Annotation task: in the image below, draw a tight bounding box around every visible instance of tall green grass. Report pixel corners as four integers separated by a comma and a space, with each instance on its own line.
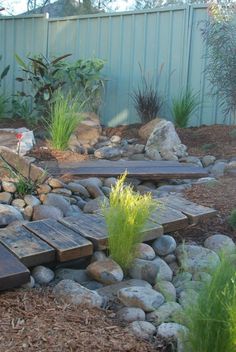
172, 90, 199, 128
48, 91, 84, 150
102, 173, 158, 271
228, 209, 236, 230
182, 256, 236, 352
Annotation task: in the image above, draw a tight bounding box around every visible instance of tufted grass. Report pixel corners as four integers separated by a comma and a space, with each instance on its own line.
228, 208, 236, 230
181, 256, 236, 352
48, 91, 84, 151
102, 172, 158, 272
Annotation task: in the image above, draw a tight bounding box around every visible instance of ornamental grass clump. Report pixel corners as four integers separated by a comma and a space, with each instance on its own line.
181, 256, 236, 352
228, 208, 236, 230
48, 91, 84, 150
172, 90, 199, 128
102, 173, 157, 271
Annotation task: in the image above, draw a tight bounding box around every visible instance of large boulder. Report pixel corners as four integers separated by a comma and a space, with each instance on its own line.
138, 118, 161, 141
145, 119, 187, 160
0, 204, 23, 226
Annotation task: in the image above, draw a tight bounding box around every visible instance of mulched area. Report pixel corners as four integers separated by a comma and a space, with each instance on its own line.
0, 289, 168, 352
181, 176, 236, 245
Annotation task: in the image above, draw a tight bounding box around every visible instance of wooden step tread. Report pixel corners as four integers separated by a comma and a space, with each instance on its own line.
150, 204, 189, 232
51, 160, 208, 180
0, 226, 55, 267
0, 243, 30, 291
159, 196, 217, 224
24, 219, 93, 262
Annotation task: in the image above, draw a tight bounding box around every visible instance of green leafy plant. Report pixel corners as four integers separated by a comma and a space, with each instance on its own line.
62, 58, 106, 112
172, 90, 200, 128
15, 53, 71, 117
12, 96, 35, 125
201, 5, 236, 122
181, 256, 236, 352
228, 208, 236, 230
48, 91, 84, 150
102, 173, 157, 271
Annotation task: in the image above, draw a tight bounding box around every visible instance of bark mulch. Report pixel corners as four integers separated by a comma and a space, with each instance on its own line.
0, 289, 169, 352
181, 176, 236, 245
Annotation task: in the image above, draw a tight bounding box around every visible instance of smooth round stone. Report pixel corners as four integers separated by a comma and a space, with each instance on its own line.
176, 244, 220, 274
85, 184, 104, 198
37, 184, 51, 194
24, 195, 40, 207
48, 178, 65, 188
52, 188, 72, 196
178, 289, 199, 309
129, 258, 159, 284
12, 198, 26, 208
21, 275, 35, 289
2, 181, 16, 193
152, 235, 177, 256
101, 186, 111, 197
204, 234, 235, 255
53, 279, 103, 308
154, 280, 176, 302
66, 182, 90, 197
110, 135, 121, 144
163, 254, 176, 264
55, 268, 90, 283
118, 286, 165, 312
78, 177, 103, 189
83, 196, 108, 214
146, 302, 183, 325
86, 259, 123, 285
32, 204, 63, 221
81, 280, 104, 290
32, 266, 55, 285
176, 280, 205, 295
152, 257, 173, 282
157, 323, 188, 344
192, 271, 212, 283
117, 307, 145, 322
0, 192, 13, 204
129, 321, 156, 340
172, 272, 192, 288
0, 204, 23, 226
23, 205, 33, 220
43, 193, 72, 216
103, 177, 117, 188
202, 155, 216, 167
135, 243, 156, 261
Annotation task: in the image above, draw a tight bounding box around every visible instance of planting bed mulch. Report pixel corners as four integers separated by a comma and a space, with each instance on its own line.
181, 176, 236, 245
0, 289, 170, 352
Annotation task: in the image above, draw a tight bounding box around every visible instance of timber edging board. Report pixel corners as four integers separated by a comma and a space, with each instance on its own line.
0, 243, 30, 290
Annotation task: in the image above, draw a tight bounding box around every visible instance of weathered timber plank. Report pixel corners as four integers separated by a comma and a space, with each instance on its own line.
59, 213, 108, 250
0, 243, 30, 291
160, 196, 217, 224
51, 160, 208, 180
60, 213, 163, 250
24, 219, 93, 262
150, 204, 189, 232
0, 226, 55, 267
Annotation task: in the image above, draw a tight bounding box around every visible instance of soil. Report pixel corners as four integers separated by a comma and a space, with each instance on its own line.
0, 289, 171, 352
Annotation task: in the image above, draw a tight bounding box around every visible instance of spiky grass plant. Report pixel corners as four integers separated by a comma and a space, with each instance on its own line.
228, 208, 236, 230
48, 91, 84, 150
102, 173, 157, 271
181, 256, 236, 352
172, 90, 199, 128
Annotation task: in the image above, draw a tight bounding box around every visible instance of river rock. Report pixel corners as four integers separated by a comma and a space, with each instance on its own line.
204, 234, 235, 255
103, 177, 117, 188
31, 265, 55, 285
202, 155, 216, 167
157, 323, 188, 349
43, 193, 71, 216
0, 192, 13, 204
154, 280, 177, 302
152, 257, 173, 281
23, 205, 33, 220
12, 198, 26, 209
87, 259, 124, 284
118, 286, 165, 312
0, 204, 23, 226
138, 118, 161, 140
146, 302, 183, 325
24, 195, 40, 207
176, 244, 220, 273
117, 307, 145, 322
211, 161, 227, 177
129, 321, 156, 340
73, 113, 102, 148
135, 243, 156, 260
94, 146, 122, 160
32, 204, 63, 221
2, 181, 16, 193
37, 184, 51, 194
85, 184, 104, 198
152, 235, 177, 256
78, 177, 103, 189
66, 182, 90, 198
53, 279, 103, 308
129, 258, 159, 284
83, 196, 108, 213
55, 268, 90, 283
48, 178, 65, 188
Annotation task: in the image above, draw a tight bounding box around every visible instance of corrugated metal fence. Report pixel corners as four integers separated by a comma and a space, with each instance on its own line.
0, 6, 228, 126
